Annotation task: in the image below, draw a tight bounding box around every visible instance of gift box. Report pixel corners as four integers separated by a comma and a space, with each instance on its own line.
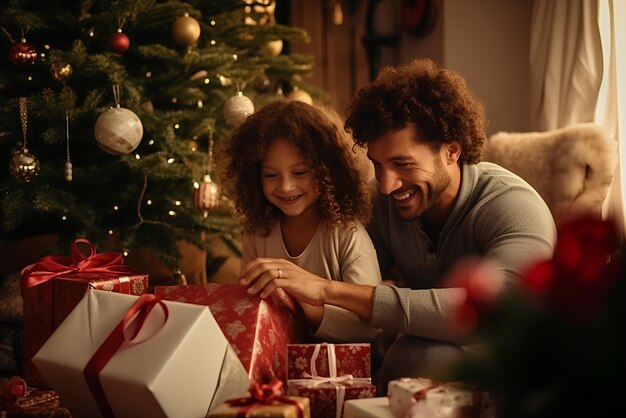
344, 397, 394, 418
20, 238, 148, 387
286, 343, 376, 418
0, 376, 71, 418
388, 377, 492, 418
287, 343, 371, 379
154, 283, 308, 384
32, 289, 250, 418
209, 380, 310, 418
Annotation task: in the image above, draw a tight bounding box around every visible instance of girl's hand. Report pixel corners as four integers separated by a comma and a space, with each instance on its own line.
239, 257, 328, 304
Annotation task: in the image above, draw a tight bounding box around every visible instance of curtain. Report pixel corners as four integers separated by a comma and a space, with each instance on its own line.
529, 0, 603, 131
530, 0, 625, 236
596, 0, 626, 235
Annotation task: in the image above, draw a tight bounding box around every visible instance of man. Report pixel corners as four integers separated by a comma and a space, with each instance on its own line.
240, 58, 556, 393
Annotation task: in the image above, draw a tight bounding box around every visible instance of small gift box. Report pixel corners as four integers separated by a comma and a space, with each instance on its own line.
286, 343, 376, 418
154, 283, 308, 384
209, 380, 310, 418
344, 397, 394, 418
32, 289, 250, 418
20, 238, 148, 387
287, 343, 371, 379
388, 377, 492, 418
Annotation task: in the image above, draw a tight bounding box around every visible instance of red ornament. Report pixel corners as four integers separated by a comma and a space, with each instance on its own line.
108, 31, 130, 54
9, 39, 37, 65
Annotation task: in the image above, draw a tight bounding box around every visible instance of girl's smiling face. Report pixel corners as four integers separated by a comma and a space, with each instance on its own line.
261, 138, 320, 220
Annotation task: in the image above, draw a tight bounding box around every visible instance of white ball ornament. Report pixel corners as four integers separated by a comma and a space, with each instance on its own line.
223, 92, 254, 127
94, 107, 144, 155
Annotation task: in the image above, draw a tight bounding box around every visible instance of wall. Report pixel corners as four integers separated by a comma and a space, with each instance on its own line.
289, 0, 535, 135
395, 0, 534, 135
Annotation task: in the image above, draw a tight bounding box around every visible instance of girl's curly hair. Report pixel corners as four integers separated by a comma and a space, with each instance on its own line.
345, 58, 488, 164
220, 99, 372, 236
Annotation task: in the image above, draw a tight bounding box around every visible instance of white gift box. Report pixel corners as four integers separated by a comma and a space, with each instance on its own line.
344, 397, 394, 418
388, 377, 488, 418
33, 289, 250, 418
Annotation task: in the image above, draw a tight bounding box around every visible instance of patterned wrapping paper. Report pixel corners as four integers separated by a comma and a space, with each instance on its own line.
287, 381, 376, 418
154, 283, 308, 384
388, 377, 493, 418
286, 343, 376, 418
287, 343, 371, 379
22, 273, 148, 388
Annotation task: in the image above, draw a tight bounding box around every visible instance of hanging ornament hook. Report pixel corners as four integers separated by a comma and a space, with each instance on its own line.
19, 97, 28, 151
112, 84, 121, 108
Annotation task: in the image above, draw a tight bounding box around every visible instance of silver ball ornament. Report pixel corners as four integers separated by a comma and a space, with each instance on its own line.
223, 93, 254, 127
94, 107, 144, 155
10, 148, 40, 182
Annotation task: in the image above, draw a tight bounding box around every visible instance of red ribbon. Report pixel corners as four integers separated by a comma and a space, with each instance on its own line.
83, 294, 169, 418
226, 380, 304, 418
20, 238, 134, 289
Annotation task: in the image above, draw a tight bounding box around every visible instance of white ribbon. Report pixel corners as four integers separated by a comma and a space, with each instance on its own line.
288, 343, 371, 418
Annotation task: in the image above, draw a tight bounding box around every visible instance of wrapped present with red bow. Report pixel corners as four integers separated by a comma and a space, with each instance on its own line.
32, 289, 250, 418
20, 238, 148, 388
387, 377, 493, 418
154, 283, 308, 384
209, 379, 310, 417
286, 343, 376, 418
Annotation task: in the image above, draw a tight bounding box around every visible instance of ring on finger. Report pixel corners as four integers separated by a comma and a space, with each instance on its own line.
277, 268, 282, 279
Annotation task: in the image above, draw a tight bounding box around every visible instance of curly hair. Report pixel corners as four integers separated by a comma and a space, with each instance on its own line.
345, 58, 488, 164
220, 100, 372, 236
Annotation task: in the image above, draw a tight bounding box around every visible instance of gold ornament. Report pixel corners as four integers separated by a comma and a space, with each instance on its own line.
288, 89, 313, 105
10, 98, 39, 182
171, 14, 201, 46
194, 174, 220, 216
263, 39, 283, 57
10, 149, 40, 182
50, 62, 73, 82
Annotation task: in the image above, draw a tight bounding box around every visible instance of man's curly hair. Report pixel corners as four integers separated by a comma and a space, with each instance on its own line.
345, 58, 488, 164
220, 99, 371, 236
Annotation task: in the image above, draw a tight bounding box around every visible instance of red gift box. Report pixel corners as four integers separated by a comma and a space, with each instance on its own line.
20, 239, 148, 388
286, 343, 376, 418
154, 283, 308, 384
287, 343, 371, 379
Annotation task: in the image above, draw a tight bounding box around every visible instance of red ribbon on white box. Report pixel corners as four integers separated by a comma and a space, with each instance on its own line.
83, 293, 169, 418
289, 343, 371, 418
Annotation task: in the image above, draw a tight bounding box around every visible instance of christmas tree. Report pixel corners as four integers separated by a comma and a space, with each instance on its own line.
0, 0, 316, 277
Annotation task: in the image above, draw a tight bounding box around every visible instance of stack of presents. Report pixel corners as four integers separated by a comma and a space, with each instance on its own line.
1, 239, 493, 418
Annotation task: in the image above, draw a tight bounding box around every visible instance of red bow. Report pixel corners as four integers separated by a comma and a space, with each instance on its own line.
226, 380, 304, 418
20, 238, 134, 289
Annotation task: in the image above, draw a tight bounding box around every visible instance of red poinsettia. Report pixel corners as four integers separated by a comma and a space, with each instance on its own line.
523, 215, 621, 323
443, 258, 505, 333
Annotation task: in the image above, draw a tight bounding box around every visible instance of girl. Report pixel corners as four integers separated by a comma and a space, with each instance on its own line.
221, 99, 381, 342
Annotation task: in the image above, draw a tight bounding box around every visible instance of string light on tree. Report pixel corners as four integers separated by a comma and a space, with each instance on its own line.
9, 97, 40, 182
223, 91, 254, 127
171, 13, 201, 46
94, 85, 144, 154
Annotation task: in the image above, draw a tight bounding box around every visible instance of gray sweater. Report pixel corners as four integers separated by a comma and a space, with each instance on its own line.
368, 162, 557, 343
